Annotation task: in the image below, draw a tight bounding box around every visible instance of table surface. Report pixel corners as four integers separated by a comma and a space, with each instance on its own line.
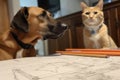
0, 55, 120, 80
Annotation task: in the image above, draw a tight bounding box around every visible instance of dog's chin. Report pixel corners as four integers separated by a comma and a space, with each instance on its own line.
43, 33, 64, 40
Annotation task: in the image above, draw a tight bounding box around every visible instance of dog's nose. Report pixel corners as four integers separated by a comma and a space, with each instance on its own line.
61, 23, 68, 29
57, 22, 68, 30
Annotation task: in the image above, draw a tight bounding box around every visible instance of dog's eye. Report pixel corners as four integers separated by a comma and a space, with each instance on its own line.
40, 11, 47, 17
49, 14, 54, 17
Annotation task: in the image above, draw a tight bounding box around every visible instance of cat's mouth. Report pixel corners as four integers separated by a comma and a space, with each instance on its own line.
85, 19, 101, 26
89, 19, 95, 22
84, 20, 96, 26
88, 18, 97, 22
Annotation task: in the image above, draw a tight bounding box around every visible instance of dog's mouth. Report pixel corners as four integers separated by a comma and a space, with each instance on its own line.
43, 22, 68, 40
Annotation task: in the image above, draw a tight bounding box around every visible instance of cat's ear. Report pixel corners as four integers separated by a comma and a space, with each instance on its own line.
96, 0, 103, 10
80, 2, 88, 10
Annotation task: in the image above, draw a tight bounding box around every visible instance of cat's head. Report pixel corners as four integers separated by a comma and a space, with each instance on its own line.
80, 0, 104, 28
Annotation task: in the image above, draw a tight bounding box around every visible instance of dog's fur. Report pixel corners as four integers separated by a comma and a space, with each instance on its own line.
0, 7, 67, 60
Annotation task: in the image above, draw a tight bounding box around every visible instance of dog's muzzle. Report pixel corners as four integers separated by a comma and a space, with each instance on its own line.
43, 22, 68, 40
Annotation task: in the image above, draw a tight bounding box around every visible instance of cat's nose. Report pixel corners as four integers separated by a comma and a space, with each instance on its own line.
90, 17, 93, 19
89, 14, 93, 19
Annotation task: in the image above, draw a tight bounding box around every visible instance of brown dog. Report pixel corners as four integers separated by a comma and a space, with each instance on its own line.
0, 7, 68, 61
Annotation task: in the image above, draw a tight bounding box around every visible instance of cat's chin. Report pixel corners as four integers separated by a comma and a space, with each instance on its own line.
84, 21, 97, 26
89, 22, 96, 25
84, 22, 96, 27
84, 21, 102, 27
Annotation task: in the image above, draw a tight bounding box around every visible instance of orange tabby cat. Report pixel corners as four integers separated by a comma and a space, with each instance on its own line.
80, 0, 117, 49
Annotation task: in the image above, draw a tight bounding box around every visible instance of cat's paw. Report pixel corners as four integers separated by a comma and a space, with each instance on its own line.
102, 47, 110, 50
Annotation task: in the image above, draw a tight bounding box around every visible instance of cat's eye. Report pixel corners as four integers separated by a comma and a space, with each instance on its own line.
94, 12, 98, 14
85, 12, 90, 15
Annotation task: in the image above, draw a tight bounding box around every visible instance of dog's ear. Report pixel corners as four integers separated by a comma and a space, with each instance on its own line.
11, 7, 29, 33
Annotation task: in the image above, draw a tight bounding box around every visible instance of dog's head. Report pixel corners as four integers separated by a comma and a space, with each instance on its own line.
11, 7, 68, 40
